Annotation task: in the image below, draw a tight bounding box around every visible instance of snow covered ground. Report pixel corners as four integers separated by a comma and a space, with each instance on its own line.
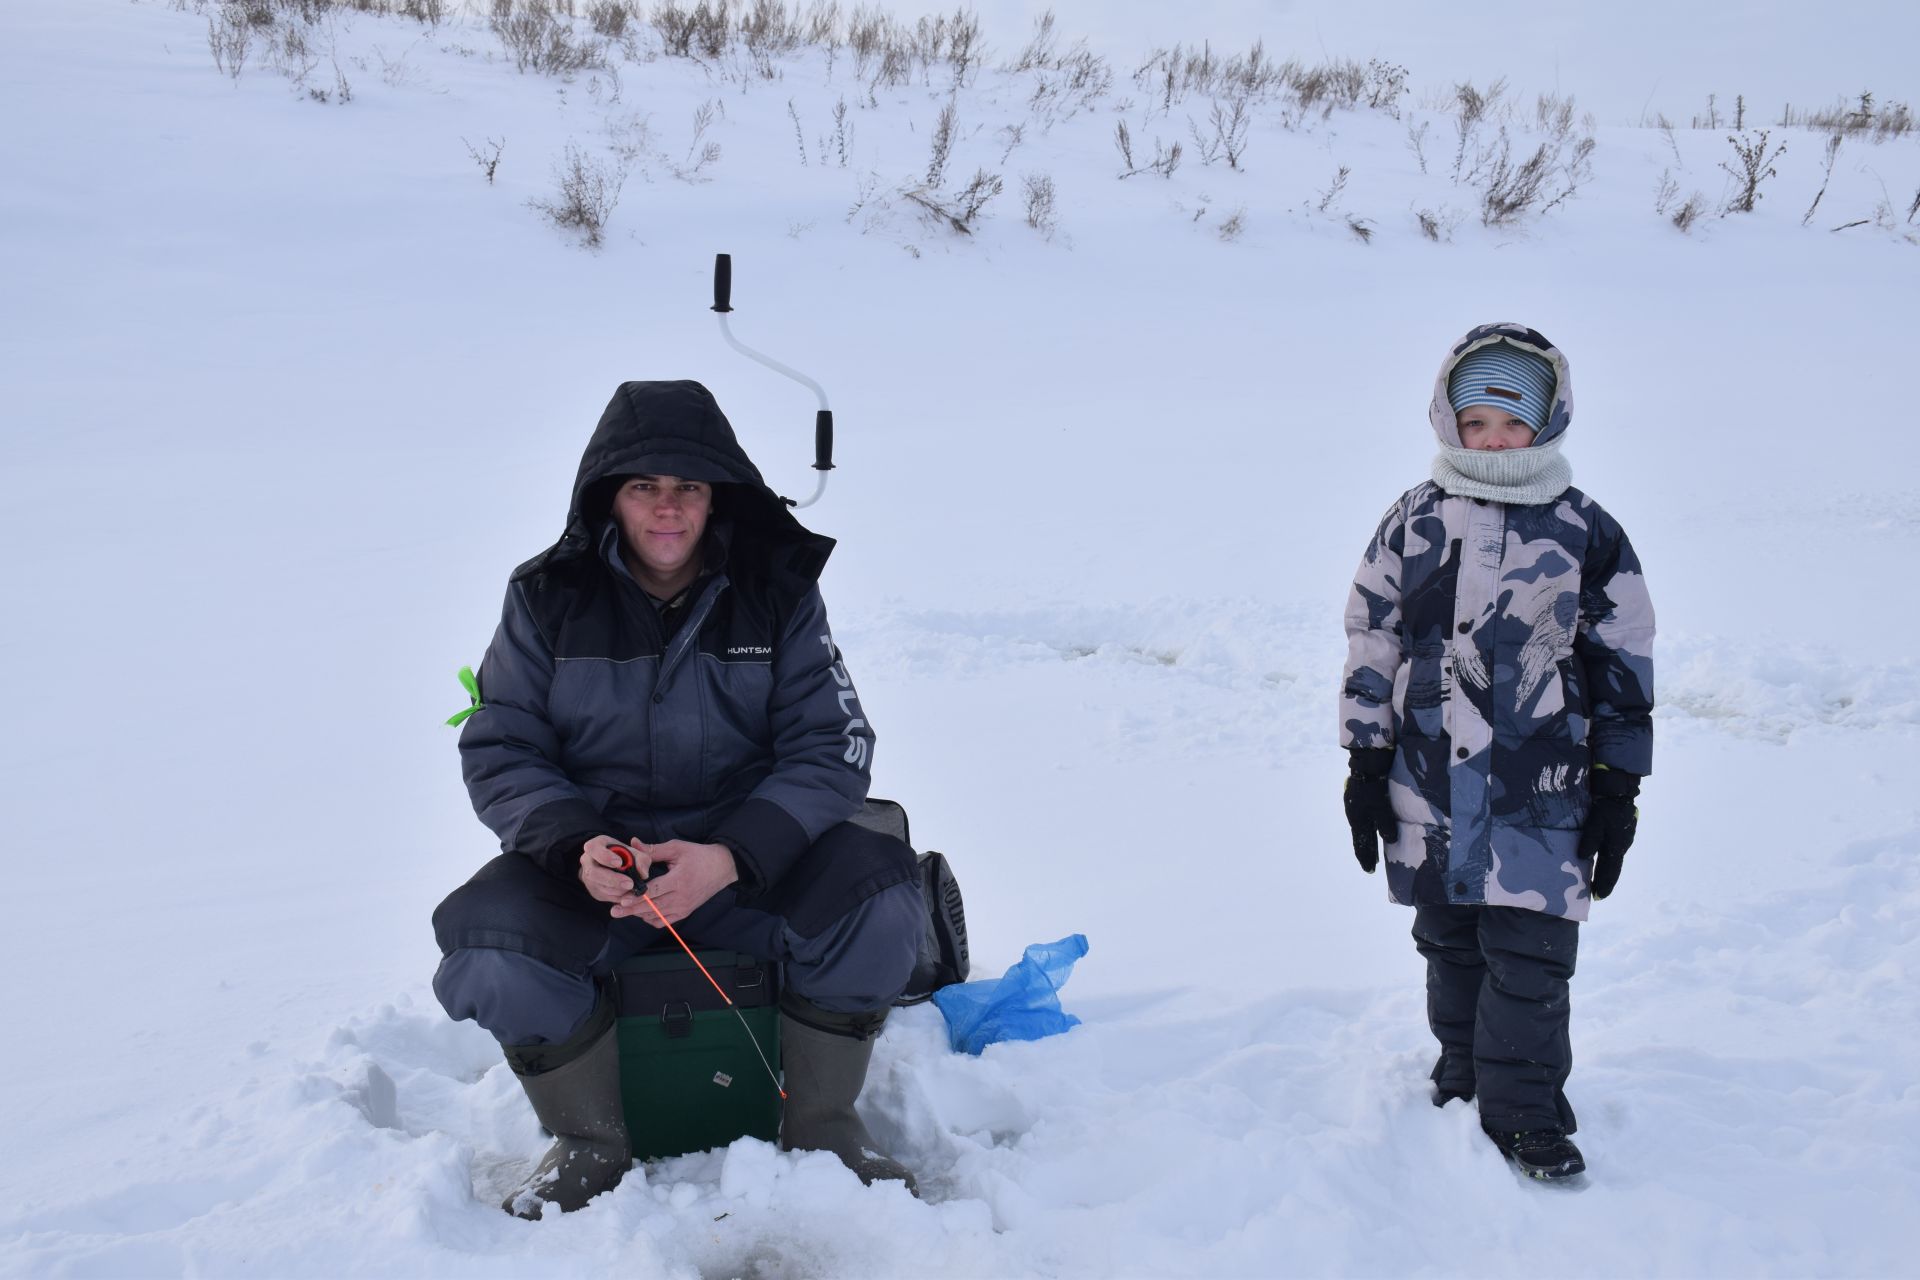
3, 1, 1918, 1275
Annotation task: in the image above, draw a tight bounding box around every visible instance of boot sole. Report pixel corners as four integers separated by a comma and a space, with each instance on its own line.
1504, 1154, 1586, 1184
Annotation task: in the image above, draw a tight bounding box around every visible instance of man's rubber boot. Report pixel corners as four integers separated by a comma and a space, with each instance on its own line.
500, 999, 632, 1218
778, 995, 918, 1195
1484, 1125, 1586, 1181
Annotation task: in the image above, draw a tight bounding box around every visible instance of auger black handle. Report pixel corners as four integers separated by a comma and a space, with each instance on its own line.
814, 410, 834, 471
712, 254, 733, 313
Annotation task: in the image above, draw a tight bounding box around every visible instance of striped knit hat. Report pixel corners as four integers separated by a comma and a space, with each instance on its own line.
1447, 341, 1557, 436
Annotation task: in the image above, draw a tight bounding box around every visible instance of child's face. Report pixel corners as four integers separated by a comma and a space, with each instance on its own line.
1455, 405, 1536, 450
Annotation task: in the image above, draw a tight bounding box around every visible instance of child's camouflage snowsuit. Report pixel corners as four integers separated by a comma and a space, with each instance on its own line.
1340, 324, 1655, 921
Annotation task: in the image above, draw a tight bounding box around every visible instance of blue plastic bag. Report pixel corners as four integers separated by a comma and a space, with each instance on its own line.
931, 934, 1089, 1055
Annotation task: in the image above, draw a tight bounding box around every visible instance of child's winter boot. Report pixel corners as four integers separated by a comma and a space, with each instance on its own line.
1484, 1124, 1586, 1181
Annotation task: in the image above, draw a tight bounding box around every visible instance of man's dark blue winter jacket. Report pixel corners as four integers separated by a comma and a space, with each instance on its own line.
458, 381, 876, 901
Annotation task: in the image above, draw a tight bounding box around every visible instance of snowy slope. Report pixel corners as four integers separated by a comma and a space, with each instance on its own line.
2, 1, 1918, 1276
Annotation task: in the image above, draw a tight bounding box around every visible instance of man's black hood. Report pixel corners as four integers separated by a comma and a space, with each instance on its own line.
511, 380, 835, 589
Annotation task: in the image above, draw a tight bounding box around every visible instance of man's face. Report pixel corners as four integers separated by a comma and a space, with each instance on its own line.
1455, 404, 1536, 451
611, 475, 713, 581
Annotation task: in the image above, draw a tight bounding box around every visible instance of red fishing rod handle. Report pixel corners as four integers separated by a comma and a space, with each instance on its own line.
605, 842, 650, 894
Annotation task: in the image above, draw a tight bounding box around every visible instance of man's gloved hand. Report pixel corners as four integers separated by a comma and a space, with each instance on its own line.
1343, 748, 1400, 874
1581, 767, 1641, 899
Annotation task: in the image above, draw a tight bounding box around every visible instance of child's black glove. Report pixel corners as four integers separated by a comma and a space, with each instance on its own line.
1581, 768, 1641, 899
1343, 748, 1399, 873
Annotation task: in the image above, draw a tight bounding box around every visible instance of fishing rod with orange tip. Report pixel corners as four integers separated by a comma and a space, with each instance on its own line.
605, 841, 787, 1101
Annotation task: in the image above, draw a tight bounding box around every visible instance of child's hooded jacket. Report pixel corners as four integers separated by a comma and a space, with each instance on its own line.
1340, 324, 1655, 921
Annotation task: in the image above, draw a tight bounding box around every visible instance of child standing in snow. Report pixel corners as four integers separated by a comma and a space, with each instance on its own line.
1339, 323, 1655, 1180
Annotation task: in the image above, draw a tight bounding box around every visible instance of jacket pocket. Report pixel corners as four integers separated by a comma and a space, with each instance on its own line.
697, 654, 776, 796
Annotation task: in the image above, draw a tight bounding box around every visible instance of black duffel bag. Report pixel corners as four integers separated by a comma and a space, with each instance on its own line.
851, 798, 970, 1005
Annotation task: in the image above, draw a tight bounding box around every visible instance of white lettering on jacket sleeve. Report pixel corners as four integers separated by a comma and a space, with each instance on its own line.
819, 633, 869, 769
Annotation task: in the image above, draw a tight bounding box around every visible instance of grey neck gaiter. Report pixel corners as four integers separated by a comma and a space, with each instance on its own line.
1431, 435, 1573, 505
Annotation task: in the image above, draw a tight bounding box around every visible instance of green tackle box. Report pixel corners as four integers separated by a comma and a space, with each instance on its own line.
613, 947, 782, 1161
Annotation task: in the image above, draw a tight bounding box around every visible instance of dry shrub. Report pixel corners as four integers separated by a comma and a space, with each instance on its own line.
529, 143, 626, 248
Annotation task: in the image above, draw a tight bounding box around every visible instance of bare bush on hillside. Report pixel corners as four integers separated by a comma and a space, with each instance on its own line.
844, 170, 884, 225
953, 171, 1002, 227
653, 0, 728, 59
802, 1, 839, 48
916, 8, 984, 90
867, 38, 911, 92
1189, 93, 1250, 169
1655, 168, 1679, 215
1217, 208, 1246, 241
1130, 41, 1400, 125
846, 6, 888, 73
1347, 216, 1374, 243
587, 0, 634, 38
1114, 121, 1181, 178
650, 2, 696, 56
996, 122, 1024, 162
585, 60, 626, 103
1449, 78, 1507, 181
925, 100, 956, 186
1021, 171, 1057, 236
787, 99, 808, 165
1291, 59, 1365, 117
1449, 90, 1594, 227
493, 1, 604, 75
1015, 17, 1112, 132
835, 6, 988, 95
1411, 204, 1461, 242
903, 167, 1002, 235
1657, 115, 1684, 167
603, 109, 655, 165
1316, 165, 1348, 213
671, 98, 723, 180
268, 0, 443, 19
265, 18, 318, 86
529, 142, 626, 248
740, 0, 805, 55
464, 135, 506, 183
824, 98, 851, 167
1543, 135, 1596, 213
1405, 120, 1430, 174
208, 11, 251, 80
738, 38, 778, 80
1719, 129, 1786, 213
375, 41, 428, 88
1801, 133, 1843, 226
1534, 92, 1593, 145
1365, 59, 1409, 117
1476, 136, 1552, 225
1007, 9, 1055, 72
1781, 92, 1914, 142
1671, 193, 1705, 233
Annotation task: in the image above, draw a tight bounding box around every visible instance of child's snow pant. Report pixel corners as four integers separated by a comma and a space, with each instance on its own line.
431, 822, 924, 1048
1411, 902, 1579, 1133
